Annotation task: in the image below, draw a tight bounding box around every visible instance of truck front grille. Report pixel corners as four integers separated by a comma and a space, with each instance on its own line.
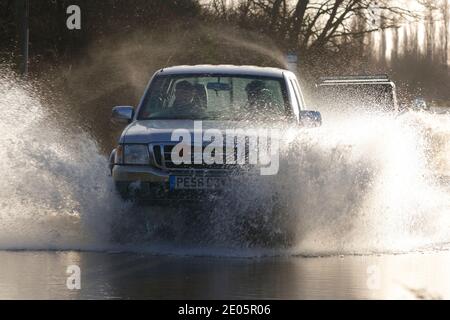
152, 144, 252, 170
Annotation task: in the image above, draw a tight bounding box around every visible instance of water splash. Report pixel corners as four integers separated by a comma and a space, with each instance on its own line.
0, 68, 448, 256
113, 112, 450, 256
285, 112, 450, 255
0, 69, 126, 251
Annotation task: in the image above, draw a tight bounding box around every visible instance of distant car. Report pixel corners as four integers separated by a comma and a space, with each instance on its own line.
109, 65, 322, 202
315, 74, 399, 113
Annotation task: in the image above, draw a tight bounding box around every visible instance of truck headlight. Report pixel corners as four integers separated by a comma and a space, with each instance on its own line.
123, 144, 150, 165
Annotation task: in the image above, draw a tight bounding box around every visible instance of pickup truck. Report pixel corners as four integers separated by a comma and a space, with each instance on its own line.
109, 65, 322, 202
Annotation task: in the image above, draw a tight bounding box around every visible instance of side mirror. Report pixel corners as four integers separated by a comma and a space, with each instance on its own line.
112, 106, 134, 124
299, 110, 322, 127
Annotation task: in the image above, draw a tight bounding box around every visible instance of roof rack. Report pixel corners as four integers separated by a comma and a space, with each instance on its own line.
317, 74, 391, 85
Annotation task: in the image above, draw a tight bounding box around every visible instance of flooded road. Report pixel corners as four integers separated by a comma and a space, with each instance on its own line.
1, 69, 449, 300
0, 250, 449, 299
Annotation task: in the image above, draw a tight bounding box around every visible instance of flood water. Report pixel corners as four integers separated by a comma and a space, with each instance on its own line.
0, 250, 449, 299
1, 68, 450, 300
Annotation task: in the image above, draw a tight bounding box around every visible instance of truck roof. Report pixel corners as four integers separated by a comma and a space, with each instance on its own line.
156, 65, 288, 78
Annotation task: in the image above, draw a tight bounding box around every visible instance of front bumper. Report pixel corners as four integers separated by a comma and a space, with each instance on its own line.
112, 165, 249, 201
112, 165, 170, 183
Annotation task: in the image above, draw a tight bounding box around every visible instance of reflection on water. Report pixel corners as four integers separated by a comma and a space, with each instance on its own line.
0, 251, 448, 299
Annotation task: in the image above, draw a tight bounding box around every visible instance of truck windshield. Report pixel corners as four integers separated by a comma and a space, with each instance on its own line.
315, 83, 395, 113
138, 75, 289, 121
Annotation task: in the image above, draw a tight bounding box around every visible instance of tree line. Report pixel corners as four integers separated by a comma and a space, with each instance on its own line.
2, 1, 447, 67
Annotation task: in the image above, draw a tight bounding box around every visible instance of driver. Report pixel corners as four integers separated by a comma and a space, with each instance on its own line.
172, 80, 196, 111
245, 80, 273, 111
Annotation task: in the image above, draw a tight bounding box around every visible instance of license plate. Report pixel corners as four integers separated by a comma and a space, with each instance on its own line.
169, 176, 225, 190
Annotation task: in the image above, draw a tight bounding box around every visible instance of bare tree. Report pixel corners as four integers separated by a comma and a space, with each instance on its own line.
207, 0, 418, 55
289, 0, 309, 49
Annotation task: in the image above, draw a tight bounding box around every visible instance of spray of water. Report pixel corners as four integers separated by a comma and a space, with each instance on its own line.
158, 112, 450, 256
286, 112, 450, 255
0, 67, 449, 256
0, 69, 126, 251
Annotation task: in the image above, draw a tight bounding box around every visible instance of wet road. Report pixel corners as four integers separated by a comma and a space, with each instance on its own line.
0, 250, 448, 299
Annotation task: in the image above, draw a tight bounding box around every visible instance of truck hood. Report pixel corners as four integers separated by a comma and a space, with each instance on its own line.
120, 120, 286, 144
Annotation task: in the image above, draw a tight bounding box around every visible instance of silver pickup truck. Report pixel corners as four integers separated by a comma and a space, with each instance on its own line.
109, 65, 321, 202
